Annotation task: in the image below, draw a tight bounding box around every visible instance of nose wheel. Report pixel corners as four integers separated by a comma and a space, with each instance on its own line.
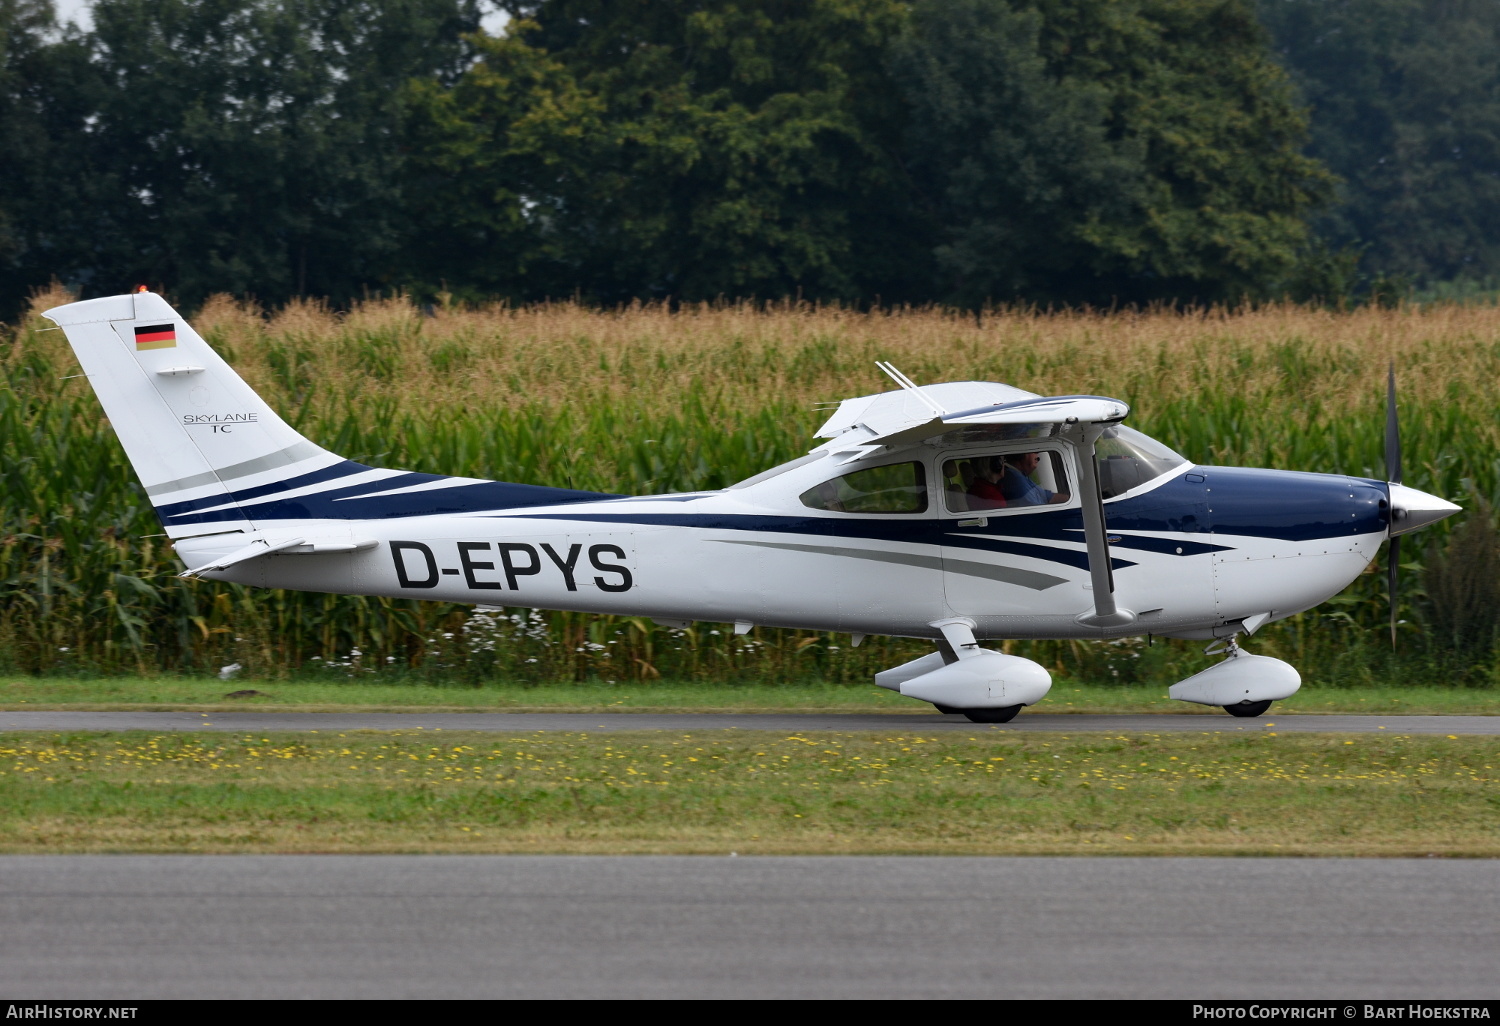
1224, 699, 1273, 718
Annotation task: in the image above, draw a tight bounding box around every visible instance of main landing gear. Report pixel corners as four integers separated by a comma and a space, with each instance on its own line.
1223, 699, 1273, 718
933, 702, 1023, 723
960, 705, 1023, 724
874, 620, 1052, 723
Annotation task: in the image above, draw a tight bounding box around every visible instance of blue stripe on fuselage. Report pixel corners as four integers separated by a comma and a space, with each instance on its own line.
155, 460, 374, 518
155, 459, 620, 526
152, 456, 1386, 562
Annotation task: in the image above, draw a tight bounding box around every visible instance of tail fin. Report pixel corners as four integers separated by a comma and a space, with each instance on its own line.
46, 291, 618, 539
46, 291, 342, 538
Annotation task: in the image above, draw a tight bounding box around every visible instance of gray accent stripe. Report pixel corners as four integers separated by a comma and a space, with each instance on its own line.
942, 554, 1068, 590
144, 440, 325, 497
714, 539, 1067, 591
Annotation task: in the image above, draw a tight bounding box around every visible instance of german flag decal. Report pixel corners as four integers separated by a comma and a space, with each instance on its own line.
134, 323, 177, 350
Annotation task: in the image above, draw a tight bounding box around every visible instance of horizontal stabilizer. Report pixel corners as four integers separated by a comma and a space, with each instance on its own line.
177, 533, 378, 578
178, 535, 308, 578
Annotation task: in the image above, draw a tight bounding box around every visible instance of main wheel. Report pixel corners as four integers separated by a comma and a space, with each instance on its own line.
933, 704, 963, 715
1224, 700, 1273, 718
963, 705, 1023, 724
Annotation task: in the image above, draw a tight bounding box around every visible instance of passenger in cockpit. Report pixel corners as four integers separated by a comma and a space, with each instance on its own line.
966, 455, 1008, 510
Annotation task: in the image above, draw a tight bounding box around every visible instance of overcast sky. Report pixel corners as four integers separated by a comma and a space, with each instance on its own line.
54, 0, 90, 29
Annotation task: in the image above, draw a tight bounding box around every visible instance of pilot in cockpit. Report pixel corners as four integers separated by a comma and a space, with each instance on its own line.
1001, 452, 1070, 506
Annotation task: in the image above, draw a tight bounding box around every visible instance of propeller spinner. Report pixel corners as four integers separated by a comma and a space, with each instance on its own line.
1384, 364, 1461, 645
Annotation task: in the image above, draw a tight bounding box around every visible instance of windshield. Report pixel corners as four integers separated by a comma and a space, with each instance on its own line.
1095, 425, 1187, 499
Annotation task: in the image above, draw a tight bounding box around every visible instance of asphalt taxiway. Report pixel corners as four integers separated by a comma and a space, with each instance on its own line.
2, 855, 1496, 999
0, 710, 1496, 733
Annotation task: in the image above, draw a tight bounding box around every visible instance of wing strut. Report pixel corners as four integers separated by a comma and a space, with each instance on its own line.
1068, 423, 1136, 629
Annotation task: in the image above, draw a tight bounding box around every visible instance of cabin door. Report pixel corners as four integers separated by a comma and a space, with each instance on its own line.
937, 445, 1092, 623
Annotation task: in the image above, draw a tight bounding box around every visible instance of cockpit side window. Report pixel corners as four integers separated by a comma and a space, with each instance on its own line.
943, 450, 1071, 513
800, 461, 928, 514
1095, 425, 1187, 499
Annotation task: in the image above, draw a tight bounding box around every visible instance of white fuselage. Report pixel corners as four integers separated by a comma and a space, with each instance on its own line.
180, 447, 1389, 643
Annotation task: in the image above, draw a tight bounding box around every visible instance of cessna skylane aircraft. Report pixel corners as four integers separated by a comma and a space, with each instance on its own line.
47, 290, 1461, 722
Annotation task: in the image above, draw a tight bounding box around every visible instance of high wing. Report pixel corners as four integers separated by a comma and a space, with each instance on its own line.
813, 365, 1133, 629
811, 365, 1128, 452
847, 394, 1132, 448
943, 394, 1129, 427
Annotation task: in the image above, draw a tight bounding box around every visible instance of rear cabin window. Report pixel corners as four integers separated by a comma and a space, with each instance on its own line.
800, 462, 928, 514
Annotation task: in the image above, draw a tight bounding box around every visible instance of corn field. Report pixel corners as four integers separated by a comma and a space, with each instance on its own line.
5, 284, 1500, 686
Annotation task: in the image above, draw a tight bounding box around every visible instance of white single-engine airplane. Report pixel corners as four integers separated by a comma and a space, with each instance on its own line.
47, 290, 1461, 722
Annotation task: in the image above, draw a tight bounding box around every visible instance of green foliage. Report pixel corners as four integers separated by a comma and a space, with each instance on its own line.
890, 0, 1138, 305
894, 0, 1334, 305
406, 0, 919, 303
10, 0, 1500, 307
4, 297, 1495, 686
44, 0, 481, 309
0, 0, 1358, 309
1424, 501, 1500, 662
0, 0, 51, 277
0, 0, 97, 316
398, 27, 598, 303
1258, 0, 1500, 292
404, 0, 1336, 306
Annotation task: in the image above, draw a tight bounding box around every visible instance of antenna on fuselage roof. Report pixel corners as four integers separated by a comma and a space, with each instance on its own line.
875, 361, 947, 418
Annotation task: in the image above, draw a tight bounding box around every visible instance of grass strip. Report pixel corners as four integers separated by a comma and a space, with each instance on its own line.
2, 676, 1496, 715
3, 729, 1496, 856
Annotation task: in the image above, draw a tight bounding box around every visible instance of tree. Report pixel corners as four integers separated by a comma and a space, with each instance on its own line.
889, 0, 1141, 306
397, 26, 605, 303
0, 0, 51, 294
0, 0, 103, 317
894, 0, 1334, 307
410, 0, 921, 304
1258, 0, 1500, 289
75, 0, 481, 307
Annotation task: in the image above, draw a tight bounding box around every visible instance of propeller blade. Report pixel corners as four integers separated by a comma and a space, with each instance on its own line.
1388, 533, 1401, 648
1385, 362, 1402, 486
1386, 364, 1403, 647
